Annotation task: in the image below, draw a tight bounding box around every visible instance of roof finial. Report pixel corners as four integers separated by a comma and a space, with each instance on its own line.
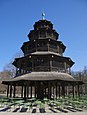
42, 12, 45, 20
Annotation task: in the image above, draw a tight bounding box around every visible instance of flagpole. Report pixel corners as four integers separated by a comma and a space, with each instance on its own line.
42, 12, 45, 20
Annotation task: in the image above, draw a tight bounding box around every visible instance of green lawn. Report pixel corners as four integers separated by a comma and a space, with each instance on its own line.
0, 95, 87, 113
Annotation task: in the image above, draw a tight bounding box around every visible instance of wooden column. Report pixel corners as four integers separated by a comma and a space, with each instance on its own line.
50, 58, 52, 71
13, 85, 16, 98
56, 84, 58, 99
21, 85, 23, 98
44, 88, 46, 97
30, 86, 32, 98
64, 62, 67, 73
36, 41, 37, 52
57, 46, 59, 53
72, 85, 75, 98
69, 68, 71, 75
27, 85, 29, 98
10, 84, 12, 97
7, 85, 9, 97
78, 84, 80, 97
62, 85, 65, 97
38, 31, 40, 38
16, 68, 18, 76
48, 39, 50, 51
48, 82, 51, 99
28, 87, 30, 98
66, 85, 69, 96
19, 68, 21, 74
53, 86, 55, 100
32, 59, 34, 71
24, 85, 26, 100
46, 31, 47, 38
35, 82, 37, 98
59, 85, 61, 98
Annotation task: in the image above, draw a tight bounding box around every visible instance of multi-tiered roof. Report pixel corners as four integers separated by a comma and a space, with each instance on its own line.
13, 19, 74, 76
2, 17, 83, 99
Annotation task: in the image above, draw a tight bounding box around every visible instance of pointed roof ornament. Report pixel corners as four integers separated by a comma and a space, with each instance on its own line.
42, 12, 45, 20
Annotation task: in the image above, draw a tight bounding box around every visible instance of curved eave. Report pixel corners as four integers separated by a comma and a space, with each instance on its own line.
52, 30, 59, 40
31, 52, 74, 67
2, 72, 84, 86
21, 42, 28, 51
12, 51, 74, 68
2, 72, 75, 83
21, 41, 32, 53
34, 20, 53, 29
58, 41, 66, 52
66, 57, 75, 67
28, 30, 34, 38
12, 59, 19, 67
12, 57, 25, 67
21, 39, 66, 54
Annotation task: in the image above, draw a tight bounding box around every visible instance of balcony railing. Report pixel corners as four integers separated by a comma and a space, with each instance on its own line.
15, 66, 70, 77
49, 47, 58, 53
37, 46, 48, 51
24, 46, 61, 56
34, 66, 50, 71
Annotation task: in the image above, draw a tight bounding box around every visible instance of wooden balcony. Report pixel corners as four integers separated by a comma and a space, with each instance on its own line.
37, 46, 48, 51
15, 65, 71, 77
24, 46, 61, 56
34, 66, 50, 71
52, 67, 71, 74
49, 47, 58, 53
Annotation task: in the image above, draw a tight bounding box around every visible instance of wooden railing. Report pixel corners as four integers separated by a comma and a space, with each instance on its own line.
49, 47, 58, 53
15, 66, 70, 77
24, 47, 61, 55
34, 66, 50, 71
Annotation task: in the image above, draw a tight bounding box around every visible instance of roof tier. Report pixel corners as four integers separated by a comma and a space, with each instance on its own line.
21, 38, 66, 56
2, 72, 74, 82
34, 20, 53, 30
28, 20, 59, 41
2, 72, 83, 86
13, 51, 74, 68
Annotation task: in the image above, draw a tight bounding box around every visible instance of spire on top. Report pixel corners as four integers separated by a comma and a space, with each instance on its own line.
42, 12, 45, 20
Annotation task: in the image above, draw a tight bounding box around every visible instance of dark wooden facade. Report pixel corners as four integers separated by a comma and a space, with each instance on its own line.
2, 19, 83, 99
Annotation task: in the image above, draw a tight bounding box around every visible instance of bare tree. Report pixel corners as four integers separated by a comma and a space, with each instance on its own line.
72, 67, 87, 94
0, 71, 11, 93
3, 50, 23, 77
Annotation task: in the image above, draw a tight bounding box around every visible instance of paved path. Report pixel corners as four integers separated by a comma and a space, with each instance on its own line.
0, 111, 87, 115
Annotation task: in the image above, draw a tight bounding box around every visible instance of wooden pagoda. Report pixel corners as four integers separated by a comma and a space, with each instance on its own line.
2, 17, 83, 99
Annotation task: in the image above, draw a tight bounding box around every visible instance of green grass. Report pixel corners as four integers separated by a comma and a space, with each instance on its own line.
0, 95, 87, 112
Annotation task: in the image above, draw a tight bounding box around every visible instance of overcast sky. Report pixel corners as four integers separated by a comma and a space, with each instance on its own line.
0, 0, 87, 72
